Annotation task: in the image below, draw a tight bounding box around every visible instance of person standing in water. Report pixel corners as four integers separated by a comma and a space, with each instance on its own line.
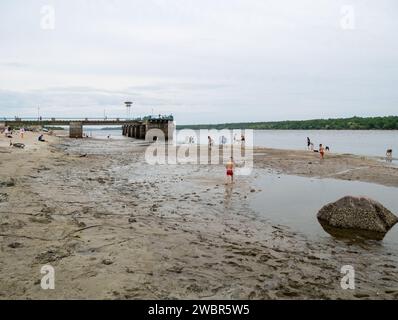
319, 144, 325, 160
226, 157, 235, 184
208, 136, 212, 150
307, 137, 311, 150
241, 134, 246, 149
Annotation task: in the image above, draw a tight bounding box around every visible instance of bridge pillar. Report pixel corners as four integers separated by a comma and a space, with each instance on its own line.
139, 125, 146, 139
129, 125, 133, 138
70, 122, 83, 138
130, 126, 134, 138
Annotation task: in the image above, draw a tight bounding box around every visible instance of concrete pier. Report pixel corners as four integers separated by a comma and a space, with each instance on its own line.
3, 116, 174, 140
122, 118, 174, 141
69, 122, 83, 138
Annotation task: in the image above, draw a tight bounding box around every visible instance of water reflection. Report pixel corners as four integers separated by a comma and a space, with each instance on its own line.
317, 219, 386, 241
223, 183, 233, 209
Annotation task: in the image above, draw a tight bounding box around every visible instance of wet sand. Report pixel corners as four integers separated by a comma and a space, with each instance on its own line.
253, 147, 398, 188
1, 133, 397, 299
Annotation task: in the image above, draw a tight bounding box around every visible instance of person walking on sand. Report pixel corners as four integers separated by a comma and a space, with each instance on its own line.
319, 144, 325, 160
226, 157, 235, 184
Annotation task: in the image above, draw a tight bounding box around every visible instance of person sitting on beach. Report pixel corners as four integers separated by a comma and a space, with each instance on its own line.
319, 144, 325, 160
226, 157, 235, 184
38, 134, 45, 142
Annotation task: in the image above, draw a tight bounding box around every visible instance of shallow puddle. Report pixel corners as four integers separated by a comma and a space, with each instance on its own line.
250, 170, 398, 249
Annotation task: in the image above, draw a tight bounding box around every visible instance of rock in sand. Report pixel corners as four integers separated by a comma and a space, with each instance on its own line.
317, 196, 398, 239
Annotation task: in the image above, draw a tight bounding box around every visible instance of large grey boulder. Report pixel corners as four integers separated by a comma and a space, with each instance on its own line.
317, 196, 398, 239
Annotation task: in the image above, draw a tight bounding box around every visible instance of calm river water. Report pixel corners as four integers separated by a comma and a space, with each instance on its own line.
85, 128, 397, 159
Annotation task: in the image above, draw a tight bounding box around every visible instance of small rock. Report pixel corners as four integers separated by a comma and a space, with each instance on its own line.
102, 259, 114, 265
8, 242, 23, 249
0, 193, 8, 202
0, 178, 15, 187
41, 205, 55, 214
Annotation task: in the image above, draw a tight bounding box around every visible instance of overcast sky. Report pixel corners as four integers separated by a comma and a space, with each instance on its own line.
0, 0, 397, 124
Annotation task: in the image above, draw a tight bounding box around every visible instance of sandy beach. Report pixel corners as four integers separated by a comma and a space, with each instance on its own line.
1, 132, 397, 299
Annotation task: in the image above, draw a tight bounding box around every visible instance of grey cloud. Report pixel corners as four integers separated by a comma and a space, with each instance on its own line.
0, 0, 397, 124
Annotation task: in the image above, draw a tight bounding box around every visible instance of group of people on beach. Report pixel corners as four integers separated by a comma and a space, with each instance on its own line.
207, 134, 245, 150
185, 134, 246, 148
2, 127, 25, 138
1, 126, 49, 144
307, 136, 393, 161
307, 137, 329, 160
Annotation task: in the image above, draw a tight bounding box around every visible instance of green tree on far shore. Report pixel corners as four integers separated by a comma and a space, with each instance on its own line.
177, 116, 398, 130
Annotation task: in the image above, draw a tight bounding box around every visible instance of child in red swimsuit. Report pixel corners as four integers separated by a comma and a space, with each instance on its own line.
226, 157, 235, 183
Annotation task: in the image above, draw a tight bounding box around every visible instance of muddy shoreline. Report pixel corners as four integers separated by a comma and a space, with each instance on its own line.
1, 135, 397, 299
253, 147, 398, 188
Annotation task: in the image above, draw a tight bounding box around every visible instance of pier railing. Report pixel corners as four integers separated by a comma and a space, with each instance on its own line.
1, 115, 174, 123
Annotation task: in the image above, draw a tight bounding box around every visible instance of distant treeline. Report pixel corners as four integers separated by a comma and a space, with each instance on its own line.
177, 116, 398, 130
